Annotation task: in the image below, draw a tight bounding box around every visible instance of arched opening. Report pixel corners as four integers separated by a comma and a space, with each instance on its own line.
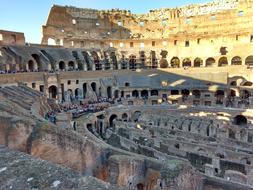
122, 113, 128, 122
182, 89, 190, 101
82, 51, 92, 70
92, 51, 102, 70
206, 126, 210, 137
114, 90, 119, 99
109, 114, 118, 127
151, 90, 158, 96
141, 90, 148, 98
192, 89, 201, 98
48, 85, 57, 99
234, 115, 247, 126
194, 58, 203, 67
137, 183, 144, 190
242, 81, 253, 86
182, 89, 190, 96
75, 88, 79, 98
102, 52, 110, 70
171, 90, 179, 95
230, 81, 237, 86
159, 58, 168, 68
67, 89, 73, 101
215, 90, 225, 105
47, 38, 56, 45
59, 61, 66, 71
68, 61, 75, 71
139, 51, 145, 69
170, 57, 180, 68
129, 55, 137, 70
83, 83, 87, 99
218, 57, 228, 67
231, 56, 242, 65
31, 54, 41, 71
91, 82, 97, 93
150, 51, 158, 68
110, 52, 118, 70
132, 90, 139, 98
245, 56, 253, 66
182, 58, 191, 67
28, 60, 35, 71
229, 128, 236, 139
107, 86, 112, 99
206, 57, 215, 67
229, 89, 236, 97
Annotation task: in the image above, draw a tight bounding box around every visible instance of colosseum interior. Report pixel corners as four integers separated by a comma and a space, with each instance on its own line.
1, 0, 253, 189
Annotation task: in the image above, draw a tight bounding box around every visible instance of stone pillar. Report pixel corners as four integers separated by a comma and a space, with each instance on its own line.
74, 62, 78, 70
56, 73, 62, 102
205, 164, 215, 176
102, 62, 105, 71
92, 64, 96, 71
83, 62, 87, 71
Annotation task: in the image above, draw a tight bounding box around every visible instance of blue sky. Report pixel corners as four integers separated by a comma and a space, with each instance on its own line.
0, 0, 208, 43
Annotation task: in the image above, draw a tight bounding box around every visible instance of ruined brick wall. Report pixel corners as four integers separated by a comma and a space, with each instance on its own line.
0, 30, 25, 46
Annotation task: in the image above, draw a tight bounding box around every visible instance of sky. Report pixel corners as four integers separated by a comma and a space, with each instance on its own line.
0, 0, 209, 43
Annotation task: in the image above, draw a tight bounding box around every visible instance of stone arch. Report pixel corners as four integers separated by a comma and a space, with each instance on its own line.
234, 115, 247, 126
242, 81, 253, 86
91, 82, 97, 93
59, 61, 66, 70
229, 89, 236, 97
48, 85, 57, 99
194, 58, 203, 67
215, 90, 225, 105
28, 60, 35, 71
122, 113, 128, 121
75, 88, 79, 98
110, 51, 118, 70
182, 89, 190, 102
137, 183, 144, 190
129, 54, 137, 70
230, 81, 237, 86
170, 57, 180, 68
68, 61, 75, 71
132, 90, 139, 98
107, 86, 112, 99
31, 54, 42, 71
159, 58, 168, 68
231, 56, 242, 65
151, 89, 158, 96
206, 57, 215, 67
141, 90, 148, 98
114, 90, 119, 98
245, 55, 253, 66
82, 51, 92, 70
182, 58, 191, 67
92, 51, 102, 70
192, 89, 201, 98
47, 38, 56, 45
109, 114, 118, 127
218, 57, 228, 67
83, 83, 87, 98
181, 89, 190, 96
150, 51, 158, 68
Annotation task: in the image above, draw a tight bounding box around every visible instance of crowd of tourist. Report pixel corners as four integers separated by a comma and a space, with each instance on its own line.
45, 96, 114, 123
44, 110, 57, 124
